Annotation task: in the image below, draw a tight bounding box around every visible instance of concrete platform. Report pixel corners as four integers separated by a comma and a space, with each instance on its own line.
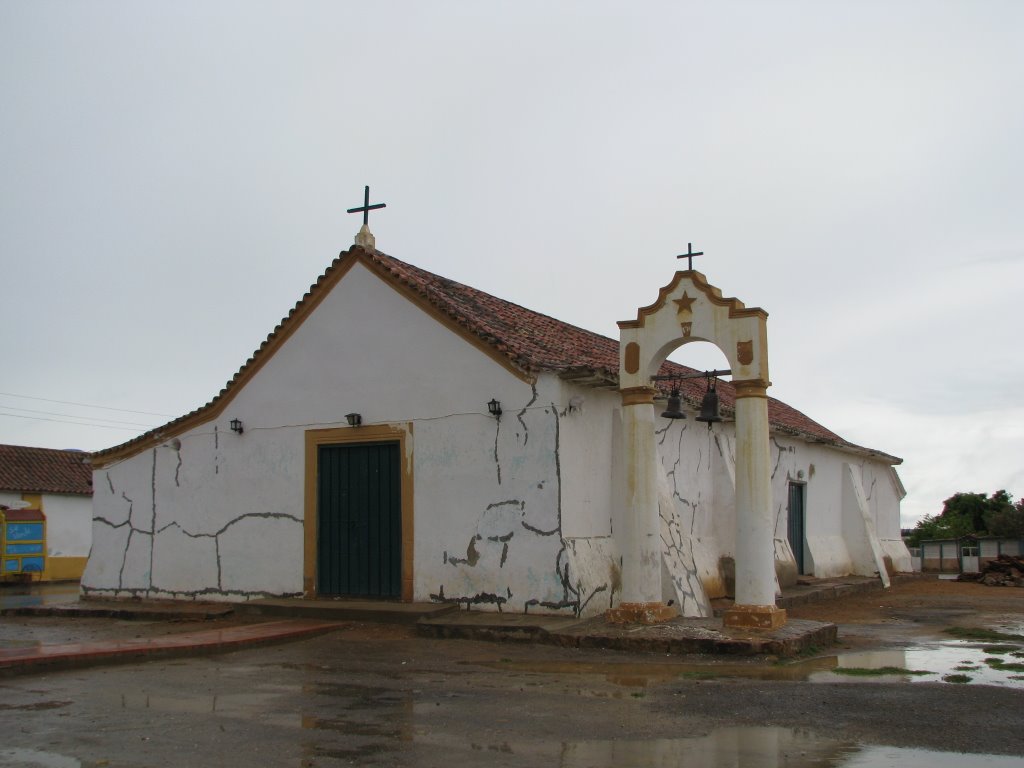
417, 612, 836, 657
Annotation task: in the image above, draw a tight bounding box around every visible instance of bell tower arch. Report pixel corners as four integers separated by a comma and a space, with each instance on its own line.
612, 269, 786, 629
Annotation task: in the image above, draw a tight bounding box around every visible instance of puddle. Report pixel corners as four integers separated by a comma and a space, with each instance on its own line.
415, 726, 1024, 767
478, 656, 839, 684
813, 641, 1024, 688
839, 745, 1024, 767
0, 584, 80, 612
0, 748, 81, 767
0, 700, 71, 711
115, 690, 294, 716
481, 636, 1024, 689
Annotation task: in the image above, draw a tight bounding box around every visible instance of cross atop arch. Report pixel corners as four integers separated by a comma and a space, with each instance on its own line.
676, 242, 704, 271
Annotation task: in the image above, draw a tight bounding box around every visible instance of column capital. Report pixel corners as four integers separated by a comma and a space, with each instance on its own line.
620, 386, 658, 406
732, 378, 771, 399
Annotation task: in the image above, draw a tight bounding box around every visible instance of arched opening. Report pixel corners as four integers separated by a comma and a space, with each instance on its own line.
665, 340, 733, 379
615, 270, 785, 629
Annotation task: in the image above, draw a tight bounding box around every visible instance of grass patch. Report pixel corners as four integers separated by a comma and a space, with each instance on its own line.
945, 626, 1024, 642
943, 674, 972, 684
679, 671, 720, 680
954, 665, 980, 672
984, 658, 1024, 672
980, 644, 1020, 654
1012, 651, 1024, 659
630, 691, 645, 698
832, 666, 932, 677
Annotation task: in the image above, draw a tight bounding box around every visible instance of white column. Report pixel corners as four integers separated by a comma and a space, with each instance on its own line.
608, 387, 675, 623
726, 380, 786, 628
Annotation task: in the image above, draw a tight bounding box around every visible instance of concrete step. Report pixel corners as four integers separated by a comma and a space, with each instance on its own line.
236, 598, 459, 625
418, 611, 584, 642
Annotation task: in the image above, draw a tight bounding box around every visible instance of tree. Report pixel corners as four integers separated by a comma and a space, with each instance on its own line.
984, 497, 1024, 538
906, 490, 1018, 546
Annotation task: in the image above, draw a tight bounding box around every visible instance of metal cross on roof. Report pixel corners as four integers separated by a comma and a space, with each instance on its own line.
676, 242, 704, 271
346, 185, 386, 226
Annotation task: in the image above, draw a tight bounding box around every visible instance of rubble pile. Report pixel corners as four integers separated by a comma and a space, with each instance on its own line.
958, 554, 1024, 587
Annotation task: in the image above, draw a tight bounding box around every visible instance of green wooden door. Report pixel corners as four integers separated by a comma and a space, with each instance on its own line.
317, 442, 401, 598
787, 482, 806, 575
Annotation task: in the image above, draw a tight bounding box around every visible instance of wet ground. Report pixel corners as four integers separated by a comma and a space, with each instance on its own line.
0, 578, 1023, 767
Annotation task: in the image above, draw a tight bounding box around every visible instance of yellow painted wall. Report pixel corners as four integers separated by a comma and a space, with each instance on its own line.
45, 556, 88, 580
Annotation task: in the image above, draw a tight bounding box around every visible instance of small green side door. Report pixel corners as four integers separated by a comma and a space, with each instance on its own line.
787, 482, 806, 575
317, 442, 401, 597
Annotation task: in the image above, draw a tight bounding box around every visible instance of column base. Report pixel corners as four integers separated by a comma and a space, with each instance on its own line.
605, 601, 677, 625
723, 604, 787, 630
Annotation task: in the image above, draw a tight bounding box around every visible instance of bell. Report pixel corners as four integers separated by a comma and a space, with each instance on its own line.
661, 388, 686, 420
695, 380, 722, 427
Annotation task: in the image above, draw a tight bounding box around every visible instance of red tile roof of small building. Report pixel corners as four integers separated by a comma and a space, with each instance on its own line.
91, 246, 899, 464
0, 444, 93, 496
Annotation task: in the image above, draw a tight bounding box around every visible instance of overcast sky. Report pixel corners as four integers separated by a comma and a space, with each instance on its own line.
2, 1, 1022, 526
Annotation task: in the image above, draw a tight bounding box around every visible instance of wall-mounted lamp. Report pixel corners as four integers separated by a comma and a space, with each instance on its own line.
487, 399, 502, 419
345, 413, 362, 427
229, 418, 244, 434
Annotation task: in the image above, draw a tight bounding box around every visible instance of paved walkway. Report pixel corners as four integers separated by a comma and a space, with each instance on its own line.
0, 619, 339, 676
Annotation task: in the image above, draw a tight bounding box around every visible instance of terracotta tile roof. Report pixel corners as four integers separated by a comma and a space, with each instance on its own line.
371, 253, 871, 451
0, 444, 93, 496
91, 246, 899, 464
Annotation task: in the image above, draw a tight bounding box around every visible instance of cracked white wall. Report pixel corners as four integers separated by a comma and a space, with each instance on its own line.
419, 374, 576, 613
81, 258, 910, 607
646, 414, 911, 611
763, 438, 911, 579
557, 384, 621, 616
83, 263, 574, 606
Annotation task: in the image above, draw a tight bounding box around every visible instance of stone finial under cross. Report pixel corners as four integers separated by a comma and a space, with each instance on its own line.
347, 185, 386, 249
676, 243, 704, 271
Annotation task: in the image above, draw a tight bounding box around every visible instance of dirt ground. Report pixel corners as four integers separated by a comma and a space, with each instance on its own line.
787, 575, 1024, 649
1, 577, 1023, 767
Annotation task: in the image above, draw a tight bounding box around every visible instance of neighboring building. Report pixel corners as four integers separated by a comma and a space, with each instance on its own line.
83, 245, 911, 614
919, 536, 1023, 574
0, 443, 93, 581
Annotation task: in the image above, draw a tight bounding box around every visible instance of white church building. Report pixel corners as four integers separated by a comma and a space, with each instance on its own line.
83, 239, 911, 620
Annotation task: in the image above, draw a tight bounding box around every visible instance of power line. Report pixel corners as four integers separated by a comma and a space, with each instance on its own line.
0, 404, 158, 428
0, 391, 175, 418
0, 412, 152, 432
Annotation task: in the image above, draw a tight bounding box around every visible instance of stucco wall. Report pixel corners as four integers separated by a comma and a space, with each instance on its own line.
648, 417, 911, 608
82, 264, 583, 610
414, 374, 576, 613
39, 493, 92, 558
